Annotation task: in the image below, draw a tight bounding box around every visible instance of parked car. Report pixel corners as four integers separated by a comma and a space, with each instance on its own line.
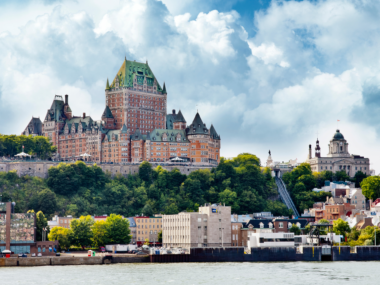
99, 246, 105, 252
37, 253, 42, 257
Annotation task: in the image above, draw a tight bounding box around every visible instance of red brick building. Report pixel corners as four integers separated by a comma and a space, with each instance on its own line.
22, 58, 221, 165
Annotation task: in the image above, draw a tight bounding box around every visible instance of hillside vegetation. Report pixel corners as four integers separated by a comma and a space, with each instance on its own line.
0, 153, 292, 218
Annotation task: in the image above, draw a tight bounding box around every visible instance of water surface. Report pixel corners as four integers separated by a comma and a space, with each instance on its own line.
1, 262, 378, 284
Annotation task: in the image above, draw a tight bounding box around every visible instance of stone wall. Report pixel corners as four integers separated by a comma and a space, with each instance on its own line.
0, 162, 214, 179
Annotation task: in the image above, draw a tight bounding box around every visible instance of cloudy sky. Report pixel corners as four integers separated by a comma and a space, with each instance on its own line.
1, 0, 380, 171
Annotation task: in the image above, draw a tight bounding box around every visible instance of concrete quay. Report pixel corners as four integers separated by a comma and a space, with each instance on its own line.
0, 254, 149, 267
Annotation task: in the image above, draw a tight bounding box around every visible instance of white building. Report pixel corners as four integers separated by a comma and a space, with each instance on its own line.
247, 232, 294, 248
162, 204, 231, 249
306, 130, 370, 177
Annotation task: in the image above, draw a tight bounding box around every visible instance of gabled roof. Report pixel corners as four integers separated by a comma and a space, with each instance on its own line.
242, 219, 273, 229
102, 106, 114, 119
121, 124, 128, 134
109, 58, 164, 93
44, 95, 67, 122
23, 117, 43, 135
174, 110, 186, 123
210, 124, 220, 140
62, 116, 93, 134
131, 128, 145, 141
187, 112, 208, 135
148, 129, 189, 143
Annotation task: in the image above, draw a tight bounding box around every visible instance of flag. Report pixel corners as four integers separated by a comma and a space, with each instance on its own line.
337, 120, 340, 121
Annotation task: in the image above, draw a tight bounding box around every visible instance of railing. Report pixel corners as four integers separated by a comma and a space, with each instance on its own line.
275, 177, 300, 217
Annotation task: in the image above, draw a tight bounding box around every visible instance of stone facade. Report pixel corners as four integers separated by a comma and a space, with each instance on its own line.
306, 129, 370, 177
162, 204, 231, 249
0, 161, 215, 179
22, 58, 221, 166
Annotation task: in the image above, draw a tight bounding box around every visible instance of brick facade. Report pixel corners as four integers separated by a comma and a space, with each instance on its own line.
22, 58, 221, 165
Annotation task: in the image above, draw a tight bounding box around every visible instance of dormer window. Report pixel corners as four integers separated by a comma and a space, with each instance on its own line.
259, 222, 264, 229
269, 222, 273, 228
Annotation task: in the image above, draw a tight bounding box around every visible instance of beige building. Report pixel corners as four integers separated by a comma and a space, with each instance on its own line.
135, 216, 162, 245
48, 215, 75, 229
306, 129, 370, 177
162, 204, 231, 249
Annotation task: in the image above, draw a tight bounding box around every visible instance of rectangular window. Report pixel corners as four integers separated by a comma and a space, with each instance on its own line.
279, 222, 283, 228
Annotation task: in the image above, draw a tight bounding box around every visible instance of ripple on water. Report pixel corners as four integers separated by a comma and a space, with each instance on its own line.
1, 262, 380, 285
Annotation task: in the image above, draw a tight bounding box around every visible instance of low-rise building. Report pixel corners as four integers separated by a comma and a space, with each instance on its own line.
0, 202, 57, 255
127, 217, 137, 244
248, 232, 294, 248
135, 216, 162, 245
162, 204, 231, 249
48, 215, 75, 229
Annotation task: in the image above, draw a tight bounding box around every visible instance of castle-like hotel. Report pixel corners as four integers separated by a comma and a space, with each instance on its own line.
22, 58, 221, 165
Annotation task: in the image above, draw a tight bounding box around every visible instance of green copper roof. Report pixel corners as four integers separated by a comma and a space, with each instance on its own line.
44, 96, 67, 122
131, 128, 146, 141
148, 129, 189, 143
109, 58, 163, 92
102, 106, 114, 119
106, 78, 110, 90
121, 124, 128, 134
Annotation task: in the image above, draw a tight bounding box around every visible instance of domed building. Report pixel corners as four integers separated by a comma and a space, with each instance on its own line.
306, 129, 370, 177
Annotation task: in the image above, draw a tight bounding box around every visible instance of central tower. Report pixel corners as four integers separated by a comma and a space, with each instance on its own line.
104, 58, 167, 134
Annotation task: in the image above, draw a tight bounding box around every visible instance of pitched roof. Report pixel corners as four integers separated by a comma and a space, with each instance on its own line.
44, 95, 67, 122
121, 124, 128, 134
102, 106, 114, 119
23, 117, 43, 135
131, 128, 145, 141
62, 116, 94, 134
174, 110, 186, 123
109, 58, 164, 93
148, 128, 189, 143
187, 112, 208, 135
210, 124, 220, 140
242, 219, 273, 229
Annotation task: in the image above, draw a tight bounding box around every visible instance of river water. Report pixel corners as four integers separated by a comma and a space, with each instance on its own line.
1, 262, 379, 284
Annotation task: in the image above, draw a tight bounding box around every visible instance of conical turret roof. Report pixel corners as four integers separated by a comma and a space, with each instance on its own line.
174, 110, 186, 123
188, 112, 208, 135
102, 106, 114, 119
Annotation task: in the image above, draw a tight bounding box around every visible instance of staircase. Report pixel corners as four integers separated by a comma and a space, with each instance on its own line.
275, 177, 300, 217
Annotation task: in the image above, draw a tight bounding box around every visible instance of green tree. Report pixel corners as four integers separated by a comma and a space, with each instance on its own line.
92, 220, 107, 247
139, 161, 152, 183
142, 203, 154, 217
333, 218, 350, 236
353, 171, 367, 188
144, 238, 150, 245
158, 230, 162, 243
334, 170, 350, 182
36, 211, 49, 242
103, 214, 131, 245
71, 215, 94, 249
48, 227, 72, 250
289, 224, 301, 235
47, 163, 80, 195
361, 176, 380, 200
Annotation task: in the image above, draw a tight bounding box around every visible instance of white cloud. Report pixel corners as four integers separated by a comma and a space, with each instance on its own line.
248, 42, 290, 68
174, 10, 239, 62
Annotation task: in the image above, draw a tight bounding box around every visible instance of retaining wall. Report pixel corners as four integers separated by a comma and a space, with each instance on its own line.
0, 162, 212, 178
187, 247, 322, 262
333, 246, 380, 261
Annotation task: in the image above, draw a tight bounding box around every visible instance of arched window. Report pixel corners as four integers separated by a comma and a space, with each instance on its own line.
260, 222, 264, 228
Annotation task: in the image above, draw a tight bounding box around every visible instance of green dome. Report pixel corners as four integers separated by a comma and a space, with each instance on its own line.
333, 129, 344, 140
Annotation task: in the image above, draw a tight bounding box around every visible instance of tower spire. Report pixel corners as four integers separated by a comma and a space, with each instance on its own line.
106, 78, 110, 90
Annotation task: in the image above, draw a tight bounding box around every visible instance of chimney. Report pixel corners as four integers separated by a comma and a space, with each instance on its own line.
172, 109, 176, 115
65, 94, 68, 105
309, 144, 312, 159
83, 113, 86, 119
